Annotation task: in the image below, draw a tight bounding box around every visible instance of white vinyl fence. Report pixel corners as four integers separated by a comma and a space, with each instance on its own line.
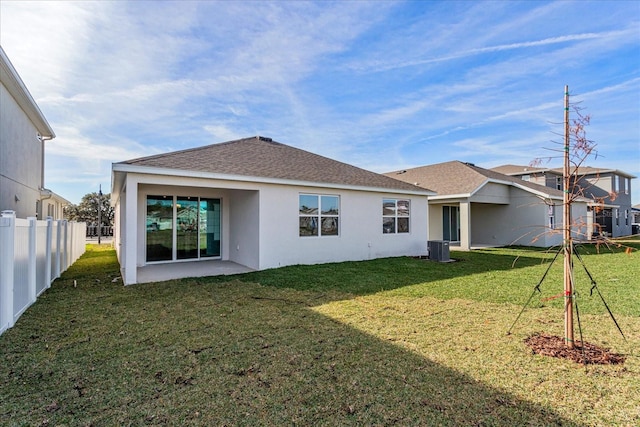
0, 210, 86, 335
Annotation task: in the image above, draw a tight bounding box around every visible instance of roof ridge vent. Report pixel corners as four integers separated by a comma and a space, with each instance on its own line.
397, 170, 407, 174
257, 136, 273, 142
463, 162, 476, 167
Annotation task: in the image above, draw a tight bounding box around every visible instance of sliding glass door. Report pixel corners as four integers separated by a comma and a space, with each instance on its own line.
443, 205, 460, 242
146, 196, 174, 262
146, 195, 221, 262
177, 197, 199, 259
200, 198, 221, 258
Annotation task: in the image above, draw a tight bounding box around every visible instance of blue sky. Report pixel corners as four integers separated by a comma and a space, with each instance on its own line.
1, 0, 639, 204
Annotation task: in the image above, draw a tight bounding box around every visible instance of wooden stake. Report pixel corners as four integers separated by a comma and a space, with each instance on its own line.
563, 85, 574, 349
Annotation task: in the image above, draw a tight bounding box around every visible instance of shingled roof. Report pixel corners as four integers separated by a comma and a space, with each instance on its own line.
490, 164, 552, 175
492, 164, 636, 179
116, 136, 430, 193
385, 161, 565, 198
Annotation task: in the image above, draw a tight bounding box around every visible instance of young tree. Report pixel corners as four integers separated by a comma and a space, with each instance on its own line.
511, 86, 630, 359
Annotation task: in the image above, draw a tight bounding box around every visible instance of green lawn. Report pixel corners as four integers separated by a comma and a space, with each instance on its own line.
1, 241, 638, 426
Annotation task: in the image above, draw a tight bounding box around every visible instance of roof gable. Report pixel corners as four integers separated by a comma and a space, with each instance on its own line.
490, 164, 552, 175
492, 164, 636, 179
385, 161, 565, 199
0, 46, 54, 138
117, 136, 430, 193
385, 161, 482, 195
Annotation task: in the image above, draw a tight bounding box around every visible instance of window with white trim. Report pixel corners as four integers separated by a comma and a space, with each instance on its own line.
383, 199, 410, 233
548, 205, 555, 230
555, 177, 563, 191
625, 178, 630, 195
299, 194, 339, 237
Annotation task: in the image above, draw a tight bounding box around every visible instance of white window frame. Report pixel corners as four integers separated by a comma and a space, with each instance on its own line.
625, 178, 630, 195
382, 199, 410, 234
555, 176, 563, 191
299, 194, 340, 237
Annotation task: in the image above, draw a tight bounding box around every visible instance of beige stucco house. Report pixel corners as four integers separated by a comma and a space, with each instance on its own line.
111, 136, 433, 285
386, 161, 589, 250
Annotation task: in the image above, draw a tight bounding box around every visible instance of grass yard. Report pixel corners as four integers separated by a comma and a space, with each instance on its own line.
1, 240, 638, 426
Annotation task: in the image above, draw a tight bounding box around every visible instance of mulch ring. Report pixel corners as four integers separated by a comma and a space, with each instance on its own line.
524, 333, 626, 365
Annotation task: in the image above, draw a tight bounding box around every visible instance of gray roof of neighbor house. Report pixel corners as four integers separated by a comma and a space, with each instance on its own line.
492, 164, 636, 179
490, 164, 553, 176
115, 136, 432, 193
385, 160, 566, 198
0, 46, 55, 139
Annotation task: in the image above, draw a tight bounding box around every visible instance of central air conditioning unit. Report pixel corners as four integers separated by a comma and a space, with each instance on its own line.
428, 240, 450, 262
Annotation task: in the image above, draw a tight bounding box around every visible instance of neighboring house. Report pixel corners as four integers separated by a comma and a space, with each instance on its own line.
385, 161, 589, 250
0, 46, 60, 220
492, 164, 635, 238
111, 136, 433, 285
41, 190, 71, 221
631, 204, 640, 233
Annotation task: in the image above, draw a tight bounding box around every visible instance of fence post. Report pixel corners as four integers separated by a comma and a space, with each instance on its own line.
62, 220, 68, 273
28, 217, 37, 304
0, 211, 16, 331
45, 217, 53, 288
55, 220, 62, 279
69, 222, 75, 265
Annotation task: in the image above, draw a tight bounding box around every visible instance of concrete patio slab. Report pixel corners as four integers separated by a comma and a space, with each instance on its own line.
136, 260, 253, 284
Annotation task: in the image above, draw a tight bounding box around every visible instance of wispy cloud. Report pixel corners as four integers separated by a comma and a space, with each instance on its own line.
356, 31, 629, 73
1, 1, 638, 203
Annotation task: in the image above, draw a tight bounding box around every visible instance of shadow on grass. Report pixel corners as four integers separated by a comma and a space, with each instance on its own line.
0, 253, 579, 425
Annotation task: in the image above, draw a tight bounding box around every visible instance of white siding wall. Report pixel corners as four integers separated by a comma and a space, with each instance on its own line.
0, 83, 44, 219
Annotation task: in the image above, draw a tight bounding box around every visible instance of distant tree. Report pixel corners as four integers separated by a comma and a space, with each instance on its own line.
65, 192, 114, 226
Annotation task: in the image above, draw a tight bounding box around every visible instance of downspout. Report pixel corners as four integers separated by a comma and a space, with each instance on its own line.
40, 134, 54, 190
38, 135, 54, 219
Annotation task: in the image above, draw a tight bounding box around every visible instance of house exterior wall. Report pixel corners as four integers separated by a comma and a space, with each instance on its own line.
471, 182, 510, 204
470, 195, 555, 247
510, 169, 632, 238
577, 173, 633, 237
428, 204, 444, 241
579, 175, 612, 199
544, 173, 562, 190
112, 171, 429, 283
470, 187, 588, 247
258, 185, 428, 269
228, 189, 259, 269
41, 194, 68, 220
531, 175, 546, 186
0, 83, 44, 219
114, 192, 124, 263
